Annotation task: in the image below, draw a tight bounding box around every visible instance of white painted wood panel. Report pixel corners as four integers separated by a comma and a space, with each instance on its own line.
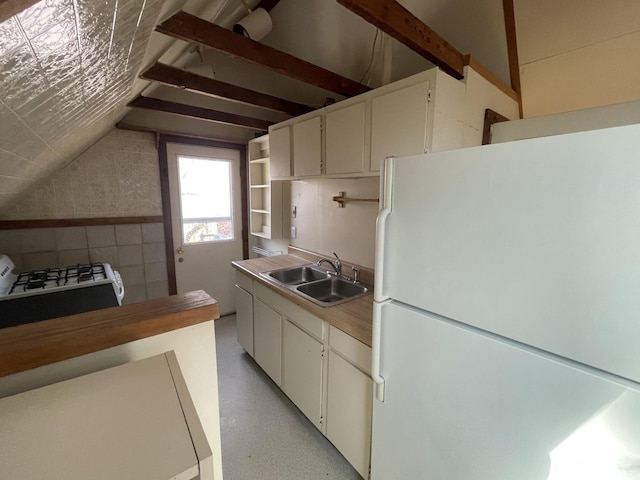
268, 126, 292, 179
370, 81, 430, 172
326, 350, 373, 479
293, 116, 323, 177
514, 0, 640, 64
282, 319, 324, 428
520, 31, 640, 117
235, 284, 254, 356
329, 325, 371, 374
492, 100, 640, 143
325, 102, 366, 175
253, 298, 282, 385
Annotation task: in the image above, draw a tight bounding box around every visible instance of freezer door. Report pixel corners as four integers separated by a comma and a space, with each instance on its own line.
371, 301, 640, 480
379, 124, 640, 383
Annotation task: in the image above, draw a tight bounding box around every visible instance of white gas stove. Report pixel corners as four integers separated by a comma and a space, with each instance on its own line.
0, 255, 124, 328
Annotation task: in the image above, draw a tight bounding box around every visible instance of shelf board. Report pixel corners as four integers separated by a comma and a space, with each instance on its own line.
250, 209, 270, 214
250, 184, 270, 189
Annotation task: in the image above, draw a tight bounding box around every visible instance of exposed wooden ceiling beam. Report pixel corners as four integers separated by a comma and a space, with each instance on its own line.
127, 96, 271, 131
255, 0, 281, 11
502, 0, 523, 118
156, 11, 370, 98
0, 0, 39, 23
141, 62, 312, 116
336, 0, 465, 79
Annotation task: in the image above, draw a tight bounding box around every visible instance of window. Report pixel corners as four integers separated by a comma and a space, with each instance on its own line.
177, 156, 234, 244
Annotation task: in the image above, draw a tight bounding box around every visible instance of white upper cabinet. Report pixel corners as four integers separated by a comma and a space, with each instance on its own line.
371, 81, 431, 173
325, 101, 367, 175
268, 125, 292, 179
293, 115, 323, 177
267, 66, 518, 179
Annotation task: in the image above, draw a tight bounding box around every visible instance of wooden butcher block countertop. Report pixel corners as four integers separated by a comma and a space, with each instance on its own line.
0, 290, 219, 378
232, 247, 374, 347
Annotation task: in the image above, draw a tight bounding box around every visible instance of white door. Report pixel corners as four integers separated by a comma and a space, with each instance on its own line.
166, 143, 242, 315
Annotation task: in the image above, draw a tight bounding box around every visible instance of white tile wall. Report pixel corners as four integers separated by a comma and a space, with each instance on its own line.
0, 130, 162, 219
0, 222, 168, 305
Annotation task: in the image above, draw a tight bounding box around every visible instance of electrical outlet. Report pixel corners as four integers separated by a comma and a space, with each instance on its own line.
290, 226, 297, 239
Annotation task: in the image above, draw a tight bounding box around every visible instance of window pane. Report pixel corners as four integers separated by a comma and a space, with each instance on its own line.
178, 156, 234, 244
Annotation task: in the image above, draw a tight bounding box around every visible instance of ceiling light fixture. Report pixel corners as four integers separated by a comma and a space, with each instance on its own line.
232, 7, 272, 41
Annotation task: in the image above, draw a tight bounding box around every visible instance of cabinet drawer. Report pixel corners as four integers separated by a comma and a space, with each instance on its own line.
235, 270, 253, 292
329, 325, 371, 374
253, 282, 324, 340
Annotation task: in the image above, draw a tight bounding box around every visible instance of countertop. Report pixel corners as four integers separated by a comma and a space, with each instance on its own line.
0, 290, 219, 378
232, 250, 373, 347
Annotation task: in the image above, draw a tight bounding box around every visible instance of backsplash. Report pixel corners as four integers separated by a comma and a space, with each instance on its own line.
0, 129, 162, 220
0, 223, 168, 305
290, 177, 379, 268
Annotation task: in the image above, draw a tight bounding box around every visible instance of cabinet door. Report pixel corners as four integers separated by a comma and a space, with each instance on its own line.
326, 350, 373, 479
253, 298, 282, 385
282, 319, 324, 429
325, 102, 366, 175
234, 285, 254, 357
293, 116, 322, 177
370, 81, 430, 172
269, 126, 291, 179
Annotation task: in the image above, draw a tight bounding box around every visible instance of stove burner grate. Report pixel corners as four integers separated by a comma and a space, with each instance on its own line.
64, 262, 106, 285
10, 268, 62, 293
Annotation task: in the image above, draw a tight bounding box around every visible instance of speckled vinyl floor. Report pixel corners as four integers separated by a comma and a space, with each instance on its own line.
215, 314, 363, 480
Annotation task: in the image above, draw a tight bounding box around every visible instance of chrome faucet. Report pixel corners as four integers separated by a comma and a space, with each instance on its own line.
317, 252, 342, 277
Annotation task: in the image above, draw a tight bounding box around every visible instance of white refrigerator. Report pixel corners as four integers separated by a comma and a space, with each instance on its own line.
371, 124, 640, 479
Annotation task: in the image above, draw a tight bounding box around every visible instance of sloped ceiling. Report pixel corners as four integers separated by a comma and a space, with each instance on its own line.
0, 0, 511, 214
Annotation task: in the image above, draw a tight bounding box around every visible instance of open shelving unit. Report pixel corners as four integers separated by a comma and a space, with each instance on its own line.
248, 134, 284, 239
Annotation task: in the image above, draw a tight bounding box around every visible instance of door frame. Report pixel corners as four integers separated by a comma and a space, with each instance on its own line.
158, 135, 248, 295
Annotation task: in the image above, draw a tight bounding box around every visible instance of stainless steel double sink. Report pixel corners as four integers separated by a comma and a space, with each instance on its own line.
260, 264, 370, 307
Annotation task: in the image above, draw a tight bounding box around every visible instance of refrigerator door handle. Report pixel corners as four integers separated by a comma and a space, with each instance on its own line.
372, 300, 387, 402
374, 156, 395, 303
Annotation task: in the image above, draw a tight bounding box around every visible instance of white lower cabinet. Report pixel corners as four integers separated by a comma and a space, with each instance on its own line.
253, 298, 282, 386
326, 351, 373, 478
235, 285, 254, 357
282, 319, 324, 429
326, 326, 373, 479
241, 276, 372, 478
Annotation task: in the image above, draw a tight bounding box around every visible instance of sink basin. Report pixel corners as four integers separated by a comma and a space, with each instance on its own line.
262, 264, 329, 285
295, 277, 370, 307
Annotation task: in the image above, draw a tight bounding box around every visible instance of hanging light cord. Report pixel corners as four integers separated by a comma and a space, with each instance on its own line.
359, 28, 380, 84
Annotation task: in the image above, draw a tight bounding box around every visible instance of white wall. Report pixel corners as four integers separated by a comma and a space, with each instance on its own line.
289, 178, 379, 268
515, 0, 640, 117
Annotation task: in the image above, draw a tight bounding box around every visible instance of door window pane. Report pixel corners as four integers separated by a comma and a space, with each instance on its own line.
178, 156, 234, 244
